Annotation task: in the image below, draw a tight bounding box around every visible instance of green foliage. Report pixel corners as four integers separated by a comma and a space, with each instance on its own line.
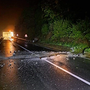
42, 6, 57, 23
75, 19, 90, 40
41, 24, 49, 35
14, 0, 90, 54
51, 19, 72, 40
85, 33, 90, 40
70, 24, 83, 40
70, 44, 88, 53
85, 48, 90, 52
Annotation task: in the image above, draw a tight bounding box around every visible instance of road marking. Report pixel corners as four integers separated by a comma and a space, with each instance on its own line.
14, 43, 90, 86
41, 57, 90, 86
15, 43, 33, 54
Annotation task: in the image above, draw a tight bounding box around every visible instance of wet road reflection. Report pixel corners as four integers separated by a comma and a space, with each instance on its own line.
0, 59, 19, 90
0, 53, 90, 90
0, 40, 16, 57
0, 40, 90, 90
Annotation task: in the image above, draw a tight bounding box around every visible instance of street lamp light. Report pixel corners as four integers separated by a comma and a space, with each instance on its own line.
25, 34, 28, 37
16, 34, 19, 37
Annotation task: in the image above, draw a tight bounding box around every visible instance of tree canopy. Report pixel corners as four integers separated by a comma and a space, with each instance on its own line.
14, 0, 90, 53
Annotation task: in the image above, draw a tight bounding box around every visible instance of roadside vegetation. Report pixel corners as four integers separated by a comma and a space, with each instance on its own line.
40, 19, 90, 54
15, 0, 90, 54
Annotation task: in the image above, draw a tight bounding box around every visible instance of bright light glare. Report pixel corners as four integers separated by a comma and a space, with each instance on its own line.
10, 38, 14, 41
3, 31, 14, 40
17, 34, 18, 36
11, 32, 13, 36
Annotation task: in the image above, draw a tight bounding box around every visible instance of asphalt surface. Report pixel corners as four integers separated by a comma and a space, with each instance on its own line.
0, 40, 90, 90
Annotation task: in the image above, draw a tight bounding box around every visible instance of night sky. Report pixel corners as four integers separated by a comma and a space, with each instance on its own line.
0, 0, 89, 35
0, 0, 30, 34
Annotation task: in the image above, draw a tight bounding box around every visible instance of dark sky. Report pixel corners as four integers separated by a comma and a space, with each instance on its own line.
0, 0, 89, 35
0, 0, 29, 34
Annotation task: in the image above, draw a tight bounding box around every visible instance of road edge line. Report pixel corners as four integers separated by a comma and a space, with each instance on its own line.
41, 57, 90, 86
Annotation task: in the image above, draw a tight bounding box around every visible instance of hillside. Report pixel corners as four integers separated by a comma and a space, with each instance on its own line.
14, 0, 90, 53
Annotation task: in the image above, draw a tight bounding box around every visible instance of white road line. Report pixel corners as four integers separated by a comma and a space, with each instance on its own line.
41, 57, 90, 86
15, 43, 90, 86
15, 43, 33, 54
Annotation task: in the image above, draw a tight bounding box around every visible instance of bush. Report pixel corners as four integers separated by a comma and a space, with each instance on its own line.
51, 19, 72, 41
70, 24, 83, 40
41, 24, 49, 35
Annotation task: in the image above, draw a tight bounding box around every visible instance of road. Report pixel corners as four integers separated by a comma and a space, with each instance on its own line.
0, 40, 90, 90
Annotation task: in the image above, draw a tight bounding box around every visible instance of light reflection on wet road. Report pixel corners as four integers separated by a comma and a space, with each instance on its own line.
0, 40, 90, 90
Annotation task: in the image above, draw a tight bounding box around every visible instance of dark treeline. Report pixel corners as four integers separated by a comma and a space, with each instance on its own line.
15, 0, 90, 53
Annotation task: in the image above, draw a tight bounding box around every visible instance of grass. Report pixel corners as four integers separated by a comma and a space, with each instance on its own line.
85, 48, 90, 53
39, 40, 90, 54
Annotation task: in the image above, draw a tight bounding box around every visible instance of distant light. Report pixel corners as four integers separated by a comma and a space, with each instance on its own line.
25, 34, 28, 37
10, 38, 14, 41
3, 31, 14, 40
10, 32, 13, 36
17, 34, 18, 36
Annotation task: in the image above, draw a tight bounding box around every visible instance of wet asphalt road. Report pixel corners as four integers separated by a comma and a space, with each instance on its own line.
0, 40, 90, 90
